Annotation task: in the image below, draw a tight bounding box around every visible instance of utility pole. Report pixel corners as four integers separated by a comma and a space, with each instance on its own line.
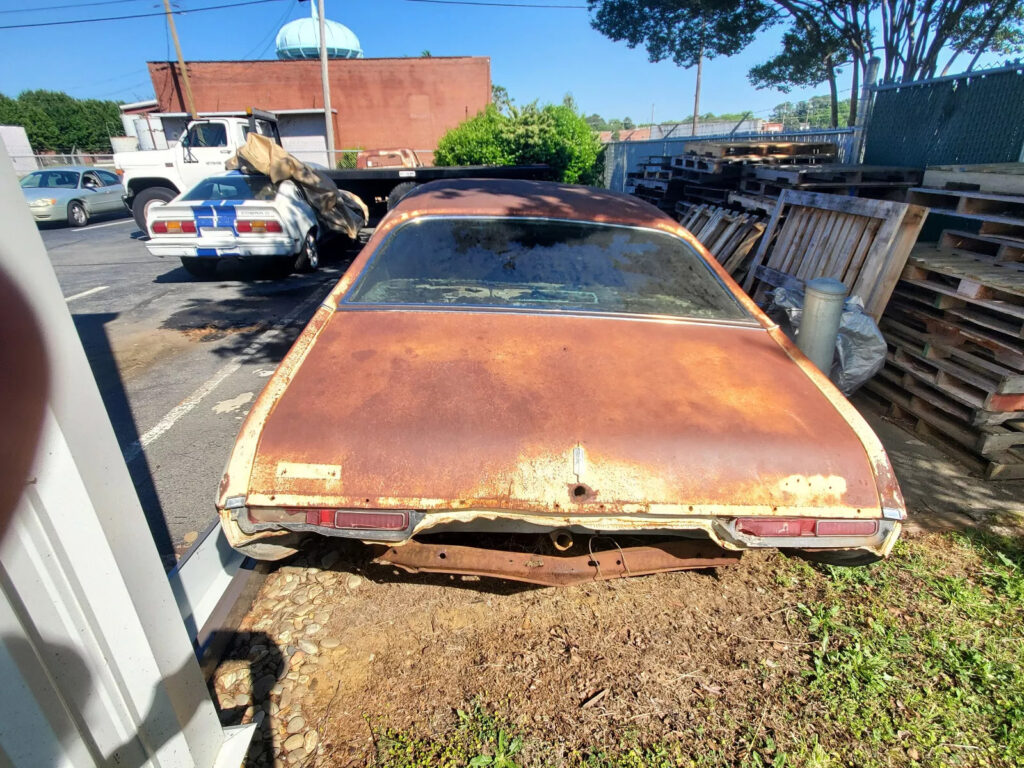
317, 0, 336, 166
691, 43, 704, 136
162, 0, 197, 119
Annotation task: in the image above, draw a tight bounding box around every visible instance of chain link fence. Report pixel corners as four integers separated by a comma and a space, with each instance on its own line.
863, 63, 1024, 167
602, 129, 857, 192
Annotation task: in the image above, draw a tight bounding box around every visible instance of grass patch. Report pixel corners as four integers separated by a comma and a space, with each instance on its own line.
367, 532, 1024, 768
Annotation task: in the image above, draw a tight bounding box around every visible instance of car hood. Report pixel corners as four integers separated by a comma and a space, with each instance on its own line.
239, 309, 883, 514
22, 187, 73, 202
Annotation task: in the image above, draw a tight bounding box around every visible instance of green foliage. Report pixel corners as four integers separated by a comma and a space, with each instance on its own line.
0, 90, 121, 153
769, 96, 851, 130
491, 84, 513, 116
373, 702, 523, 768
434, 102, 603, 185
748, 28, 847, 93
589, 0, 775, 68
336, 147, 362, 169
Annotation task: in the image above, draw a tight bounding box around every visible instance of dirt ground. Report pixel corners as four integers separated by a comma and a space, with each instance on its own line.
215, 400, 1024, 768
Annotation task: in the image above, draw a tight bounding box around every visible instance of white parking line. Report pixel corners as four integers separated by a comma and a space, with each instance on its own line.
65, 285, 108, 302
80, 218, 136, 231
122, 283, 331, 464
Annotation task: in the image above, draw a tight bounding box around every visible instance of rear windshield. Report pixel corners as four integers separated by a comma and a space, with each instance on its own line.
181, 174, 276, 202
344, 217, 751, 321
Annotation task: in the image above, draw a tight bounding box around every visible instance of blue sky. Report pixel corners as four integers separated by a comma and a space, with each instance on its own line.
0, 0, 1003, 120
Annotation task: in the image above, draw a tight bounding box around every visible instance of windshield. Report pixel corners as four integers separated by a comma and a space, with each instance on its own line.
180, 174, 276, 202
345, 217, 752, 322
20, 170, 79, 189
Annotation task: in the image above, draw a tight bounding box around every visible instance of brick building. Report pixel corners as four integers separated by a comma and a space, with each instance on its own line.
144, 57, 490, 164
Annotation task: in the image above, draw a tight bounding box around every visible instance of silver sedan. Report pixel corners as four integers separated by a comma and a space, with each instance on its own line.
20, 166, 126, 227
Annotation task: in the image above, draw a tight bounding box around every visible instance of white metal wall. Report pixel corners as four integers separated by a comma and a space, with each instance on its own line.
0, 143, 252, 767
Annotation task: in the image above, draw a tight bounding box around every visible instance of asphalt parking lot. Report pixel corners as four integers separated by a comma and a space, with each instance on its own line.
40, 211, 361, 566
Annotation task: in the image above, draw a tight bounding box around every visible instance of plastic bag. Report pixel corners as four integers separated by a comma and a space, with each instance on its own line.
768, 285, 886, 396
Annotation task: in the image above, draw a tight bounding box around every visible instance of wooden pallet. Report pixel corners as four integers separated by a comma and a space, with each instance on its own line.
908, 187, 1024, 229
727, 191, 777, 214
938, 229, 1024, 263
676, 203, 766, 278
883, 296, 1024, 372
864, 375, 1024, 479
685, 141, 837, 159
904, 247, 1024, 313
752, 164, 922, 187
742, 190, 929, 319
921, 163, 1024, 197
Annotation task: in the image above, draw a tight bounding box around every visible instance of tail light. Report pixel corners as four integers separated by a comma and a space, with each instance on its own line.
151, 220, 196, 234
296, 508, 409, 531
236, 219, 283, 233
736, 518, 878, 537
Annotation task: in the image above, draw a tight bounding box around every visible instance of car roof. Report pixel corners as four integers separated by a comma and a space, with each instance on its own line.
392, 178, 674, 230
26, 166, 92, 173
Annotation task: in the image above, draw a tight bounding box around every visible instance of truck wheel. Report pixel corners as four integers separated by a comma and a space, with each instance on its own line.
132, 187, 176, 231
180, 257, 218, 279
67, 201, 88, 228
387, 181, 417, 211
294, 229, 319, 272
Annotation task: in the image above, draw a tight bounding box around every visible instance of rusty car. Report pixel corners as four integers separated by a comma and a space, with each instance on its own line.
216, 178, 905, 585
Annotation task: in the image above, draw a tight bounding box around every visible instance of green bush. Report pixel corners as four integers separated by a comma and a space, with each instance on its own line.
434, 102, 602, 185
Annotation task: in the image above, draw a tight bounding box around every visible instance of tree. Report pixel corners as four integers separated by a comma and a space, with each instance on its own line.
622, 117, 636, 129
491, 84, 513, 116
749, 27, 849, 126
591, 0, 773, 133
3, 90, 121, 152
589, 0, 1024, 127
434, 102, 603, 185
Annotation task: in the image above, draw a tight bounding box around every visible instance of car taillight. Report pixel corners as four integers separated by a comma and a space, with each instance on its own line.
295, 509, 409, 530
815, 520, 878, 536
236, 219, 282, 233
735, 518, 879, 537
151, 220, 195, 234
736, 518, 816, 537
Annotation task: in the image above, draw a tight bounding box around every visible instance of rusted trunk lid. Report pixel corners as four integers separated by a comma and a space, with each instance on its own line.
245, 310, 882, 514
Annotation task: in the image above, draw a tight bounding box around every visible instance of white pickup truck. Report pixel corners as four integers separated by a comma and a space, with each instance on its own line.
115, 108, 552, 229
114, 110, 279, 229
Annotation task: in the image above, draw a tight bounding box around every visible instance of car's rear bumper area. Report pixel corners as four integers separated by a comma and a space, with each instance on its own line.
221, 505, 903, 580
146, 236, 298, 259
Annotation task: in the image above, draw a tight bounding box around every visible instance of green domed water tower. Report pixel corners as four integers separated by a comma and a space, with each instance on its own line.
275, 2, 363, 60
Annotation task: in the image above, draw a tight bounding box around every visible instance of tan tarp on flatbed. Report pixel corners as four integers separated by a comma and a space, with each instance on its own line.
227, 133, 368, 238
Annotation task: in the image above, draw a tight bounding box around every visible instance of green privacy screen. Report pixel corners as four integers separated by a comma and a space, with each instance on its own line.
864, 66, 1024, 167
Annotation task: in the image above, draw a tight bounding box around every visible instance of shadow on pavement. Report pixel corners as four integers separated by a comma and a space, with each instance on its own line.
72, 311, 176, 568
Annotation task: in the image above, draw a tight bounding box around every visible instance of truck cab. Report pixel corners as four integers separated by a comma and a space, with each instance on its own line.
115, 111, 279, 229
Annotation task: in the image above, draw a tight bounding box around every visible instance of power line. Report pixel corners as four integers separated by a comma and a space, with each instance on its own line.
403, 0, 587, 8
0, 0, 146, 15
0, 0, 287, 30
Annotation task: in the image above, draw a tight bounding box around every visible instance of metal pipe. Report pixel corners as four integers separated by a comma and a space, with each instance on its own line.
799, 278, 847, 375
549, 529, 573, 552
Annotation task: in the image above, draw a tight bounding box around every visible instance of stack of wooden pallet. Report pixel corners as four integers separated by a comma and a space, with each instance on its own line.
736, 164, 923, 202
625, 155, 677, 211
865, 166, 1024, 479
672, 140, 838, 209
675, 204, 766, 278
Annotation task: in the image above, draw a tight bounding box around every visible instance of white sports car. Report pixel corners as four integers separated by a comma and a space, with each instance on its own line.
145, 171, 320, 279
